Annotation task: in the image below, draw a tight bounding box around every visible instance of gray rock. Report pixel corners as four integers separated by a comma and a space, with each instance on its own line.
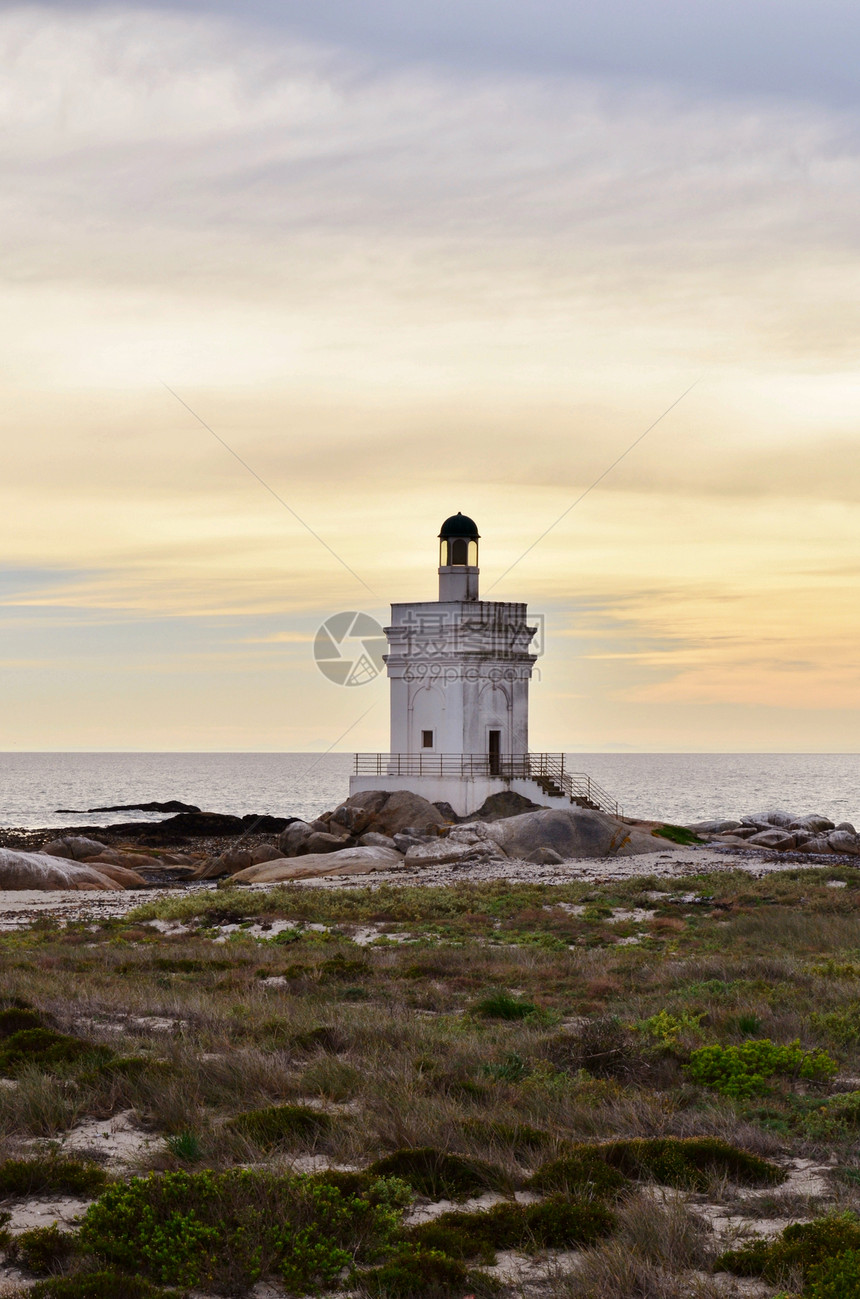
230, 845, 404, 884
251, 845, 287, 864
686, 820, 743, 834
41, 836, 109, 861
835, 822, 857, 835
795, 836, 835, 854
828, 830, 860, 856
277, 821, 314, 857
337, 790, 446, 837
358, 832, 398, 850
743, 811, 794, 829
404, 842, 497, 868
746, 830, 796, 850
392, 833, 430, 853
526, 847, 565, 865
723, 826, 760, 839
479, 808, 662, 861
305, 832, 351, 854
0, 847, 131, 891
790, 815, 835, 832
464, 791, 546, 822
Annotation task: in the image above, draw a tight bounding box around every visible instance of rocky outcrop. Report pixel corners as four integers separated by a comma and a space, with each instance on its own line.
275, 791, 446, 858
449, 807, 661, 861
54, 800, 201, 815
462, 791, 546, 822
230, 845, 404, 884
689, 810, 860, 856
0, 848, 145, 891
42, 836, 110, 860
192, 843, 288, 880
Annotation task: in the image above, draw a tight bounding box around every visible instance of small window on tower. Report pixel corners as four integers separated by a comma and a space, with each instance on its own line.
451, 538, 468, 565
422, 730, 434, 749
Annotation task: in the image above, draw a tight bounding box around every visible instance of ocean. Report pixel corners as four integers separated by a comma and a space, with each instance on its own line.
1, 752, 858, 831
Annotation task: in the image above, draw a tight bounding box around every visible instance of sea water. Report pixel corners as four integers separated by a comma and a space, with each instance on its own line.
0, 751, 858, 830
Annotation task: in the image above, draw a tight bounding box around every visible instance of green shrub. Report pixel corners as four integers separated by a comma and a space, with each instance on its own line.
600, 1137, 784, 1190
300, 1057, 361, 1101
811, 1007, 860, 1048
319, 955, 370, 981
165, 1131, 202, 1162
807, 1247, 860, 1298
78, 1168, 408, 1291
531, 1139, 781, 1198
408, 1196, 615, 1261
290, 1026, 346, 1053
31, 1274, 178, 1299
474, 990, 537, 1020
0, 1156, 108, 1197
0, 1028, 113, 1076
365, 1247, 466, 1297
368, 1148, 509, 1199
529, 1150, 629, 1200
0, 1006, 46, 1038
636, 1010, 704, 1047
687, 1038, 838, 1098
719, 1213, 860, 1282
653, 825, 702, 845
8, 1223, 76, 1274
482, 1052, 529, 1083
365, 1247, 495, 1298
228, 1104, 331, 1149
461, 1119, 549, 1154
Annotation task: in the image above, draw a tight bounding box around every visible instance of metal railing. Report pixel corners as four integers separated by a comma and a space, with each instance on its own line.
352, 753, 621, 816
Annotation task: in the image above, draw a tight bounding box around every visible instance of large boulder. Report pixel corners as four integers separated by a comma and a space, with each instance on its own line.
685, 820, 743, 834
829, 830, 860, 856
795, 836, 835, 854
230, 845, 403, 884
790, 815, 835, 833
321, 790, 446, 839
404, 841, 504, 868
0, 848, 130, 891
83, 850, 164, 869
305, 832, 350, 854
277, 821, 315, 856
41, 836, 109, 861
742, 810, 794, 829
464, 791, 546, 822
477, 808, 662, 861
747, 830, 796, 850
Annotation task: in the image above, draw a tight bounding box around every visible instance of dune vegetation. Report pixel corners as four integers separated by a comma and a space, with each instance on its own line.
3, 867, 860, 1296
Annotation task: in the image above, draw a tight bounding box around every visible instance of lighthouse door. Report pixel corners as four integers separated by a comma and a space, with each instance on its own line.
488, 730, 501, 776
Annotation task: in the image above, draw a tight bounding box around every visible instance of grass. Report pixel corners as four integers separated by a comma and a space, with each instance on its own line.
3, 867, 860, 1294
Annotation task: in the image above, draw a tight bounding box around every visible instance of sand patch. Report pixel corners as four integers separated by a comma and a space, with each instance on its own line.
36, 1109, 164, 1167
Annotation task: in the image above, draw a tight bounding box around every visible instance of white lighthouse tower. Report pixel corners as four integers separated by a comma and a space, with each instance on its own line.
351, 514, 617, 817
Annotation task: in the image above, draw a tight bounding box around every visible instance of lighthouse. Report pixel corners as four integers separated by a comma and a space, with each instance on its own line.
351, 515, 616, 817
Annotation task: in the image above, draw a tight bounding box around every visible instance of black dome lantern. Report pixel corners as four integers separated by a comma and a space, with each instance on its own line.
439, 513, 479, 570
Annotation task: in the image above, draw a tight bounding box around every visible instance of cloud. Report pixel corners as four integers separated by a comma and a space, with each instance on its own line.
36, 0, 860, 106
1, 5, 859, 750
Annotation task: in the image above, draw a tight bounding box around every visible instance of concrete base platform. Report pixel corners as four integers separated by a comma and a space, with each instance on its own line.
348, 774, 575, 818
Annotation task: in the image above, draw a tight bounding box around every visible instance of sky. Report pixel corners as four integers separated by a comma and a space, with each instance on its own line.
1, 1, 859, 753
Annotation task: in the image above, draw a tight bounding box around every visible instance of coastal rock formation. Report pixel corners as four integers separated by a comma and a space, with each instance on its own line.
0, 847, 146, 891
192, 843, 288, 880
275, 791, 446, 858
42, 836, 110, 860
450, 807, 662, 860
230, 845, 404, 884
688, 809, 860, 856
